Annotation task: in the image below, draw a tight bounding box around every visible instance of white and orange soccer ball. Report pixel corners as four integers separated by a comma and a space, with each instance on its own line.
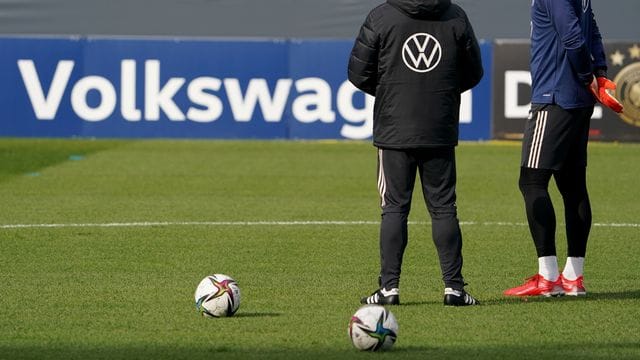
348, 305, 398, 351
194, 274, 241, 317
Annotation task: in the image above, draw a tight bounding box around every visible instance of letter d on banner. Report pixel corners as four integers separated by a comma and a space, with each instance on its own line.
504, 70, 531, 119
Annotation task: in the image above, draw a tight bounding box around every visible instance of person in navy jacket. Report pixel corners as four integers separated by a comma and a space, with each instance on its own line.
504, 0, 622, 298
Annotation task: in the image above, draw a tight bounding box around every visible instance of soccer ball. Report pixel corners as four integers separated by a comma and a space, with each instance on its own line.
194, 274, 241, 317
348, 304, 398, 351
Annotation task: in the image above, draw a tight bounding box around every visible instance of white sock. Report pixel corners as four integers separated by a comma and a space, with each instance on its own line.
562, 257, 584, 280
538, 256, 559, 281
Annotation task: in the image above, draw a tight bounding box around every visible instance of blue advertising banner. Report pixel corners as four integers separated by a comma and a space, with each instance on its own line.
0, 36, 492, 141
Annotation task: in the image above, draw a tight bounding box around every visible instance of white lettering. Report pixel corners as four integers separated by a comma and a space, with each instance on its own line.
121, 60, 141, 121
70, 76, 116, 122
460, 90, 472, 124
292, 78, 336, 123
224, 78, 292, 122
505, 70, 531, 119
17, 59, 74, 120
337, 81, 373, 140
145, 60, 186, 121
19, 60, 483, 140
187, 77, 223, 123
592, 106, 602, 119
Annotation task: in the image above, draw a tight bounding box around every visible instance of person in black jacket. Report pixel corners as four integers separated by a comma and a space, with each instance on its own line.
348, 0, 483, 306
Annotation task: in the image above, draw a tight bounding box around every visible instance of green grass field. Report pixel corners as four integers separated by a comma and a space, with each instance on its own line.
1, 138, 639, 359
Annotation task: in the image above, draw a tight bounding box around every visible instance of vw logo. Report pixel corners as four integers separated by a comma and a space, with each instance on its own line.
402, 33, 442, 73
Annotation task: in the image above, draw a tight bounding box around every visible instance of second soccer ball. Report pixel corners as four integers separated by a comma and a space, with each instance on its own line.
348, 304, 398, 351
194, 274, 241, 317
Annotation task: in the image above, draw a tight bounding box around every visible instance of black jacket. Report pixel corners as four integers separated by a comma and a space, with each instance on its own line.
348, 0, 483, 148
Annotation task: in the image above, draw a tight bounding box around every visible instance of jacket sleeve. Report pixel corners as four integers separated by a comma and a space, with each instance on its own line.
457, 13, 484, 92
348, 12, 379, 96
589, 10, 607, 75
549, 0, 593, 85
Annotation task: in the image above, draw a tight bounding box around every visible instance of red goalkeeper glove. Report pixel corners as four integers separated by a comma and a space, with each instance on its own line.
589, 76, 623, 113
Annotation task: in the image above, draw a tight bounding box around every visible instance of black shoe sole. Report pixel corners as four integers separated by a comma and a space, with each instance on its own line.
443, 294, 479, 306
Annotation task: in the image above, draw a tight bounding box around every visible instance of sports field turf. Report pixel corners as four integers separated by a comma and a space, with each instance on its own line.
1, 138, 639, 359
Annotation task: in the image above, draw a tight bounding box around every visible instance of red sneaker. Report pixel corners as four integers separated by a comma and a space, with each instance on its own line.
503, 274, 564, 297
560, 275, 586, 296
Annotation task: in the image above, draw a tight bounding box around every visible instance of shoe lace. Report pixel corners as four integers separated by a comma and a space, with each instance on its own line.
564, 276, 584, 286
524, 274, 541, 283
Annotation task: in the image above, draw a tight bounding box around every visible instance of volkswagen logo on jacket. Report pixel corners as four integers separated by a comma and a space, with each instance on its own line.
402, 33, 442, 73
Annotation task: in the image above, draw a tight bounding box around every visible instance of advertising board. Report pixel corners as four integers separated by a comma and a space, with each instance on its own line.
0, 36, 492, 141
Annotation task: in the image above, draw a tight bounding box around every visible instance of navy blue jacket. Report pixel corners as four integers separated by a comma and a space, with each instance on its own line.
530, 0, 607, 109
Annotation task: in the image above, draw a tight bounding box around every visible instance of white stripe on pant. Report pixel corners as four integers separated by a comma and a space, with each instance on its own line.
378, 148, 387, 207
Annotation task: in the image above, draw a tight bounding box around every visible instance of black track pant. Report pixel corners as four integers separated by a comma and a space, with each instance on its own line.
377, 147, 465, 290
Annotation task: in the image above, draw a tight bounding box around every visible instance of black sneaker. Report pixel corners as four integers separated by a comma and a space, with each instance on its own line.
443, 288, 479, 306
360, 288, 400, 305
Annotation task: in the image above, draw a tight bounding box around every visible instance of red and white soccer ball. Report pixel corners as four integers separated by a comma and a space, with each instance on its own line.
194, 274, 241, 317
348, 304, 398, 351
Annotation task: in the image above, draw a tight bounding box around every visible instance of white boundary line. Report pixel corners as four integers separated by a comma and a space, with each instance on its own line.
0, 220, 638, 229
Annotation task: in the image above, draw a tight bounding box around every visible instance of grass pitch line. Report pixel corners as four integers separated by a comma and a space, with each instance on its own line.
1, 220, 638, 229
